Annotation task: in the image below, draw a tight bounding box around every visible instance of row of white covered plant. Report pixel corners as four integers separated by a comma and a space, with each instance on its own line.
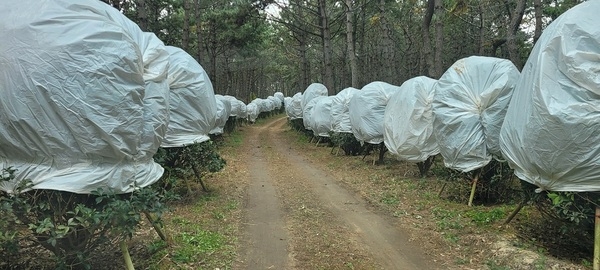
283, 1, 600, 268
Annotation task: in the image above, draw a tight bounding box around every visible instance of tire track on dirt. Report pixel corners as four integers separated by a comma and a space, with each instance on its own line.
263, 116, 437, 269
240, 121, 291, 270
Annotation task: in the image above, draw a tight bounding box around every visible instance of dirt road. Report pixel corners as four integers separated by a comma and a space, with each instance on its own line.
239, 116, 437, 269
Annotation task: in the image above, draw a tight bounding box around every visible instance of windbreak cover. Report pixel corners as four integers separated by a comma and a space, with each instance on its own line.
303, 96, 323, 131
500, 0, 600, 192
433, 56, 519, 172
384, 76, 439, 162
162, 46, 216, 148
247, 103, 259, 122
350, 82, 401, 144
331, 87, 360, 133
286, 93, 303, 119
223, 95, 242, 117
302, 83, 328, 118
268, 96, 281, 110
0, 0, 169, 194
274, 92, 285, 103
310, 96, 334, 137
210, 95, 232, 135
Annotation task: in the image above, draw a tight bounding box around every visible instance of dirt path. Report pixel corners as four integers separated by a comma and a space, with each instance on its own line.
239, 116, 438, 269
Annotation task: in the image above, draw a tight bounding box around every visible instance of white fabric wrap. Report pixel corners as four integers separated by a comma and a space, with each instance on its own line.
349, 82, 401, 144
331, 87, 360, 134
0, 0, 170, 194
433, 56, 519, 172
384, 76, 439, 162
161, 46, 216, 147
500, 0, 600, 192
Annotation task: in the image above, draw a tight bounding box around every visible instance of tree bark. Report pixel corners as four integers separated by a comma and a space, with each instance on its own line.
182, 0, 190, 51
345, 0, 359, 88
533, 0, 543, 44
195, 0, 203, 62
378, 0, 394, 83
422, 0, 435, 77
433, 0, 443, 78
319, 0, 335, 95
136, 0, 148, 31
507, 0, 527, 69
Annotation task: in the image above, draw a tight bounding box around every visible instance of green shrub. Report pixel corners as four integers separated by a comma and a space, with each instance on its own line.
433, 160, 519, 204
154, 140, 226, 193
0, 168, 169, 269
329, 132, 364, 156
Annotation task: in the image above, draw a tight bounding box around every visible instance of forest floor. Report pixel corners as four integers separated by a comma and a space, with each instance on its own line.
5, 114, 593, 269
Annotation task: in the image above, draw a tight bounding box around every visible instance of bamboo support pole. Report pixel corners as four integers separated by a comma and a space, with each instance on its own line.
594, 207, 600, 270
467, 173, 480, 207
120, 240, 135, 270
143, 211, 169, 242
503, 197, 528, 225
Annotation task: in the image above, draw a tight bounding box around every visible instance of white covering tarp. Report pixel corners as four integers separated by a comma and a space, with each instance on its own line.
301, 83, 328, 118
350, 82, 401, 144
331, 87, 360, 133
500, 1, 600, 192
223, 95, 242, 117
247, 103, 259, 122
311, 96, 335, 137
303, 96, 323, 131
0, 0, 169, 194
274, 92, 285, 103
268, 96, 281, 110
384, 76, 439, 162
433, 56, 520, 172
162, 46, 217, 148
210, 95, 232, 135
286, 93, 303, 120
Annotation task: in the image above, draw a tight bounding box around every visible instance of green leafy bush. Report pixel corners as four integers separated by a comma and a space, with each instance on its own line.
0, 168, 169, 269
154, 140, 226, 193
433, 160, 519, 204
329, 132, 364, 156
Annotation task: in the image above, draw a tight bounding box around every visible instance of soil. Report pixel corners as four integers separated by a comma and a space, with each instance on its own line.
236, 117, 439, 269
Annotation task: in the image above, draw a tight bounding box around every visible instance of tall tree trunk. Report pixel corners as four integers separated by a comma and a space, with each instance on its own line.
533, 0, 542, 44
422, 0, 435, 77
195, 0, 202, 62
137, 0, 148, 31
507, 0, 527, 69
319, 0, 335, 95
433, 0, 444, 78
478, 2, 486, 55
378, 0, 394, 83
182, 0, 190, 51
345, 0, 359, 88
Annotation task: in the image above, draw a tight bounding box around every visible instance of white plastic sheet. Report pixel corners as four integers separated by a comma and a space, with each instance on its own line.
500, 0, 600, 192
0, 0, 169, 194
303, 96, 323, 131
384, 76, 439, 162
210, 95, 232, 135
302, 83, 328, 119
349, 82, 401, 144
268, 96, 281, 110
162, 46, 217, 148
286, 93, 303, 120
311, 96, 335, 137
433, 56, 520, 172
274, 92, 285, 103
331, 87, 360, 133
247, 103, 259, 122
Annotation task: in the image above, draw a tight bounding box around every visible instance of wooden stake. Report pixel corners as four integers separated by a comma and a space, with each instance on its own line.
438, 182, 448, 197
468, 173, 480, 207
120, 240, 135, 270
503, 197, 528, 225
143, 211, 169, 243
594, 207, 600, 270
